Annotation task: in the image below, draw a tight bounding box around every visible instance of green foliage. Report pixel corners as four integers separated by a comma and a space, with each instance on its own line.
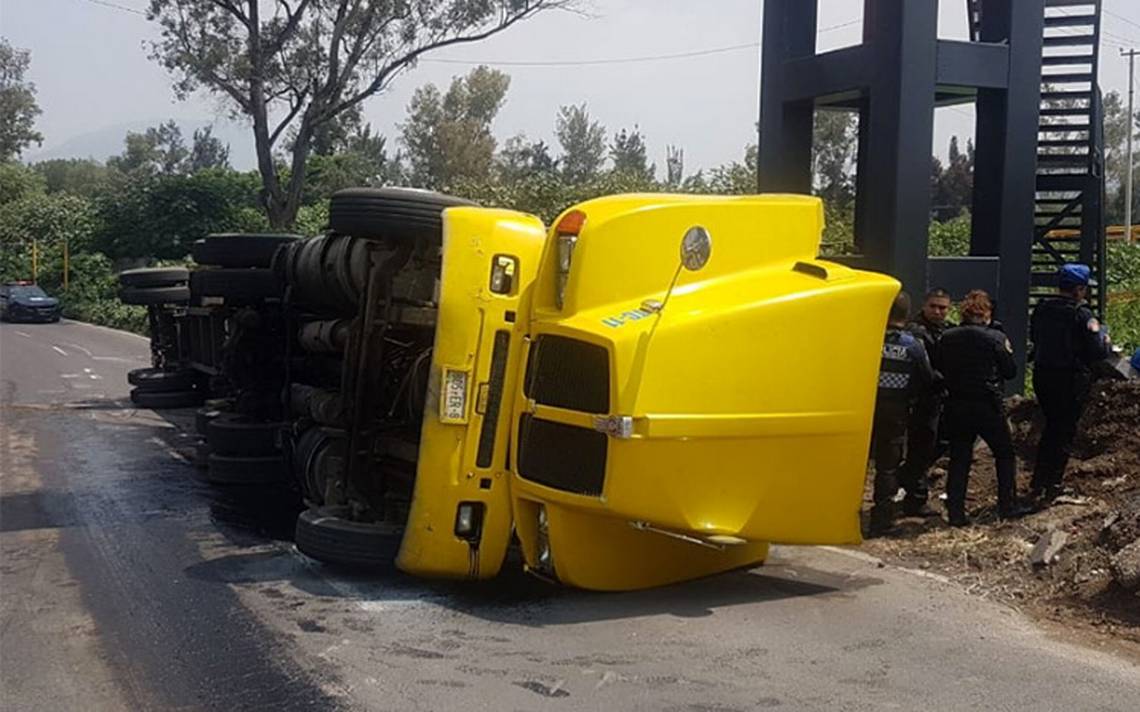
1105, 241, 1140, 292
556, 104, 607, 183
609, 126, 654, 181
293, 202, 330, 237
0, 192, 99, 253
812, 110, 857, 209
401, 66, 510, 189
930, 136, 974, 220
0, 160, 46, 204
107, 120, 229, 177
93, 169, 264, 259
0, 39, 43, 160
33, 158, 114, 198
1105, 242, 1140, 353
927, 213, 972, 256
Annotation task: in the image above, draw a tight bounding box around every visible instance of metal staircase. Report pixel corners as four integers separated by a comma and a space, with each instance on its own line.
970, 0, 1107, 319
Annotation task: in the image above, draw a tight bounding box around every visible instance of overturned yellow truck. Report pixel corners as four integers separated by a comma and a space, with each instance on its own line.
288, 191, 897, 591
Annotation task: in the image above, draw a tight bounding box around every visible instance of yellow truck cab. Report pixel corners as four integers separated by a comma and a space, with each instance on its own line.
394, 193, 898, 591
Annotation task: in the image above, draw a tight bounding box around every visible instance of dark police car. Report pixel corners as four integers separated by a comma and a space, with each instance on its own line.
0, 282, 62, 323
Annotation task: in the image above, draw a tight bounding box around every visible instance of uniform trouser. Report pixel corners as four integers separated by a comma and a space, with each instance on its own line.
869, 409, 907, 527
1031, 368, 1088, 492
897, 399, 938, 507
945, 399, 1017, 517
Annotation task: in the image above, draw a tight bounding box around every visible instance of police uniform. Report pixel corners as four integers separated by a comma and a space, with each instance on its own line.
899, 313, 953, 513
937, 323, 1019, 523
1030, 272, 1111, 497
870, 327, 934, 532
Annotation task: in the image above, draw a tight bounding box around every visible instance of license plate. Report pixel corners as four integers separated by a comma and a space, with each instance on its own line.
440, 368, 470, 424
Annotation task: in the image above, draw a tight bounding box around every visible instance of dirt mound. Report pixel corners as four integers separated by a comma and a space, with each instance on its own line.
862, 380, 1140, 646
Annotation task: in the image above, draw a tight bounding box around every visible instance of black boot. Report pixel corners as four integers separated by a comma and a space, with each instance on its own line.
947, 510, 970, 527
998, 503, 1034, 520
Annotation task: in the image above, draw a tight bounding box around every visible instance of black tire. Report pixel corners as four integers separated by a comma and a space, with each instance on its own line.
118, 285, 190, 306
130, 388, 203, 409
119, 267, 189, 289
206, 414, 282, 456
195, 442, 211, 469
192, 233, 302, 268
205, 452, 287, 485
195, 406, 224, 436
128, 367, 197, 392
190, 268, 280, 304
294, 506, 402, 569
328, 187, 474, 242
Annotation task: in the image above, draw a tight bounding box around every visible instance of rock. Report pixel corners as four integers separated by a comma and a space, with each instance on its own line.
1029, 530, 1068, 567
1110, 538, 1140, 591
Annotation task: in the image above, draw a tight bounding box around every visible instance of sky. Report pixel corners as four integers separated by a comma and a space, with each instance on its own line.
5, 0, 1140, 175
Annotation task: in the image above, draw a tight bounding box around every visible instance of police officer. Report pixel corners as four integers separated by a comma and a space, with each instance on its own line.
899, 288, 954, 516
1029, 263, 1112, 502
869, 292, 935, 536
938, 290, 1029, 526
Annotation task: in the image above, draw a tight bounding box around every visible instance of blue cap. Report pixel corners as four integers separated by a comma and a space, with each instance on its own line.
1059, 263, 1095, 288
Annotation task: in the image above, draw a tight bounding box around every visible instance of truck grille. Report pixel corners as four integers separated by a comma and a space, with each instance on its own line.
517, 414, 607, 496
475, 330, 510, 468
524, 335, 609, 413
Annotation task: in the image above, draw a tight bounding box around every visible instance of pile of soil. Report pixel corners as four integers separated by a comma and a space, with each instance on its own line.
862, 379, 1140, 645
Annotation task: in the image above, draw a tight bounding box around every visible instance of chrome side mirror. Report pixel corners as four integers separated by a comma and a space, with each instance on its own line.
680, 226, 712, 272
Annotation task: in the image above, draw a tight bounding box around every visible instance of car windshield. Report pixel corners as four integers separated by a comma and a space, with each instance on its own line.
9, 285, 49, 299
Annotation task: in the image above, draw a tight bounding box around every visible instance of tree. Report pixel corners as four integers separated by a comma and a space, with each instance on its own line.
0, 193, 99, 284
400, 66, 510, 189
496, 133, 558, 182
556, 104, 606, 183
33, 158, 113, 198
931, 135, 974, 220
94, 170, 265, 259
109, 120, 188, 176
811, 110, 857, 209
145, 0, 569, 228
0, 161, 45, 205
609, 125, 654, 180
0, 39, 43, 160
684, 144, 757, 195
187, 127, 231, 172
305, 125, 397, 203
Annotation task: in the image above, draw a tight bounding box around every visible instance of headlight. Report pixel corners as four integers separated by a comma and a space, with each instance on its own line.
553, 210, 585, 309
555, 234, 576, 309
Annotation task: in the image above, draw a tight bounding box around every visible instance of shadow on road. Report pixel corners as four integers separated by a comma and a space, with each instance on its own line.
183, 543, 880, 626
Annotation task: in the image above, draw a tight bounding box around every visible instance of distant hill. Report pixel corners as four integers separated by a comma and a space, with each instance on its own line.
25, 119, 257, 170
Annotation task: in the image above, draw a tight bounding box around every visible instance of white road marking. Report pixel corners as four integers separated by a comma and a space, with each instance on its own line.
147, 436, 191, 463
14, 330, 32, 338
61, 374, 84, 379
64, 342, 94, 357
60, 319, 150, 341
51, 345, 68, 356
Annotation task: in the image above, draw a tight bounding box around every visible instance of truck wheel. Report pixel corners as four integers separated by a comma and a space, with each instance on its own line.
205, 452, 287, 485
191, 268, 280, 304
118, 285, 190, 306
119, 267, 189, 289
328, 187, 474, 242
294, 506, 402, 569
195, 442, 211, 469
206, 415, 282, 456
130, 388, 203, 409
128, 367, 197, 392
195, 406, 224, 436
192, 233, 302, 268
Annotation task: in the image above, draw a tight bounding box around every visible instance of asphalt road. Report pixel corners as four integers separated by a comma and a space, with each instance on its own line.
2, 320, 1139, 711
